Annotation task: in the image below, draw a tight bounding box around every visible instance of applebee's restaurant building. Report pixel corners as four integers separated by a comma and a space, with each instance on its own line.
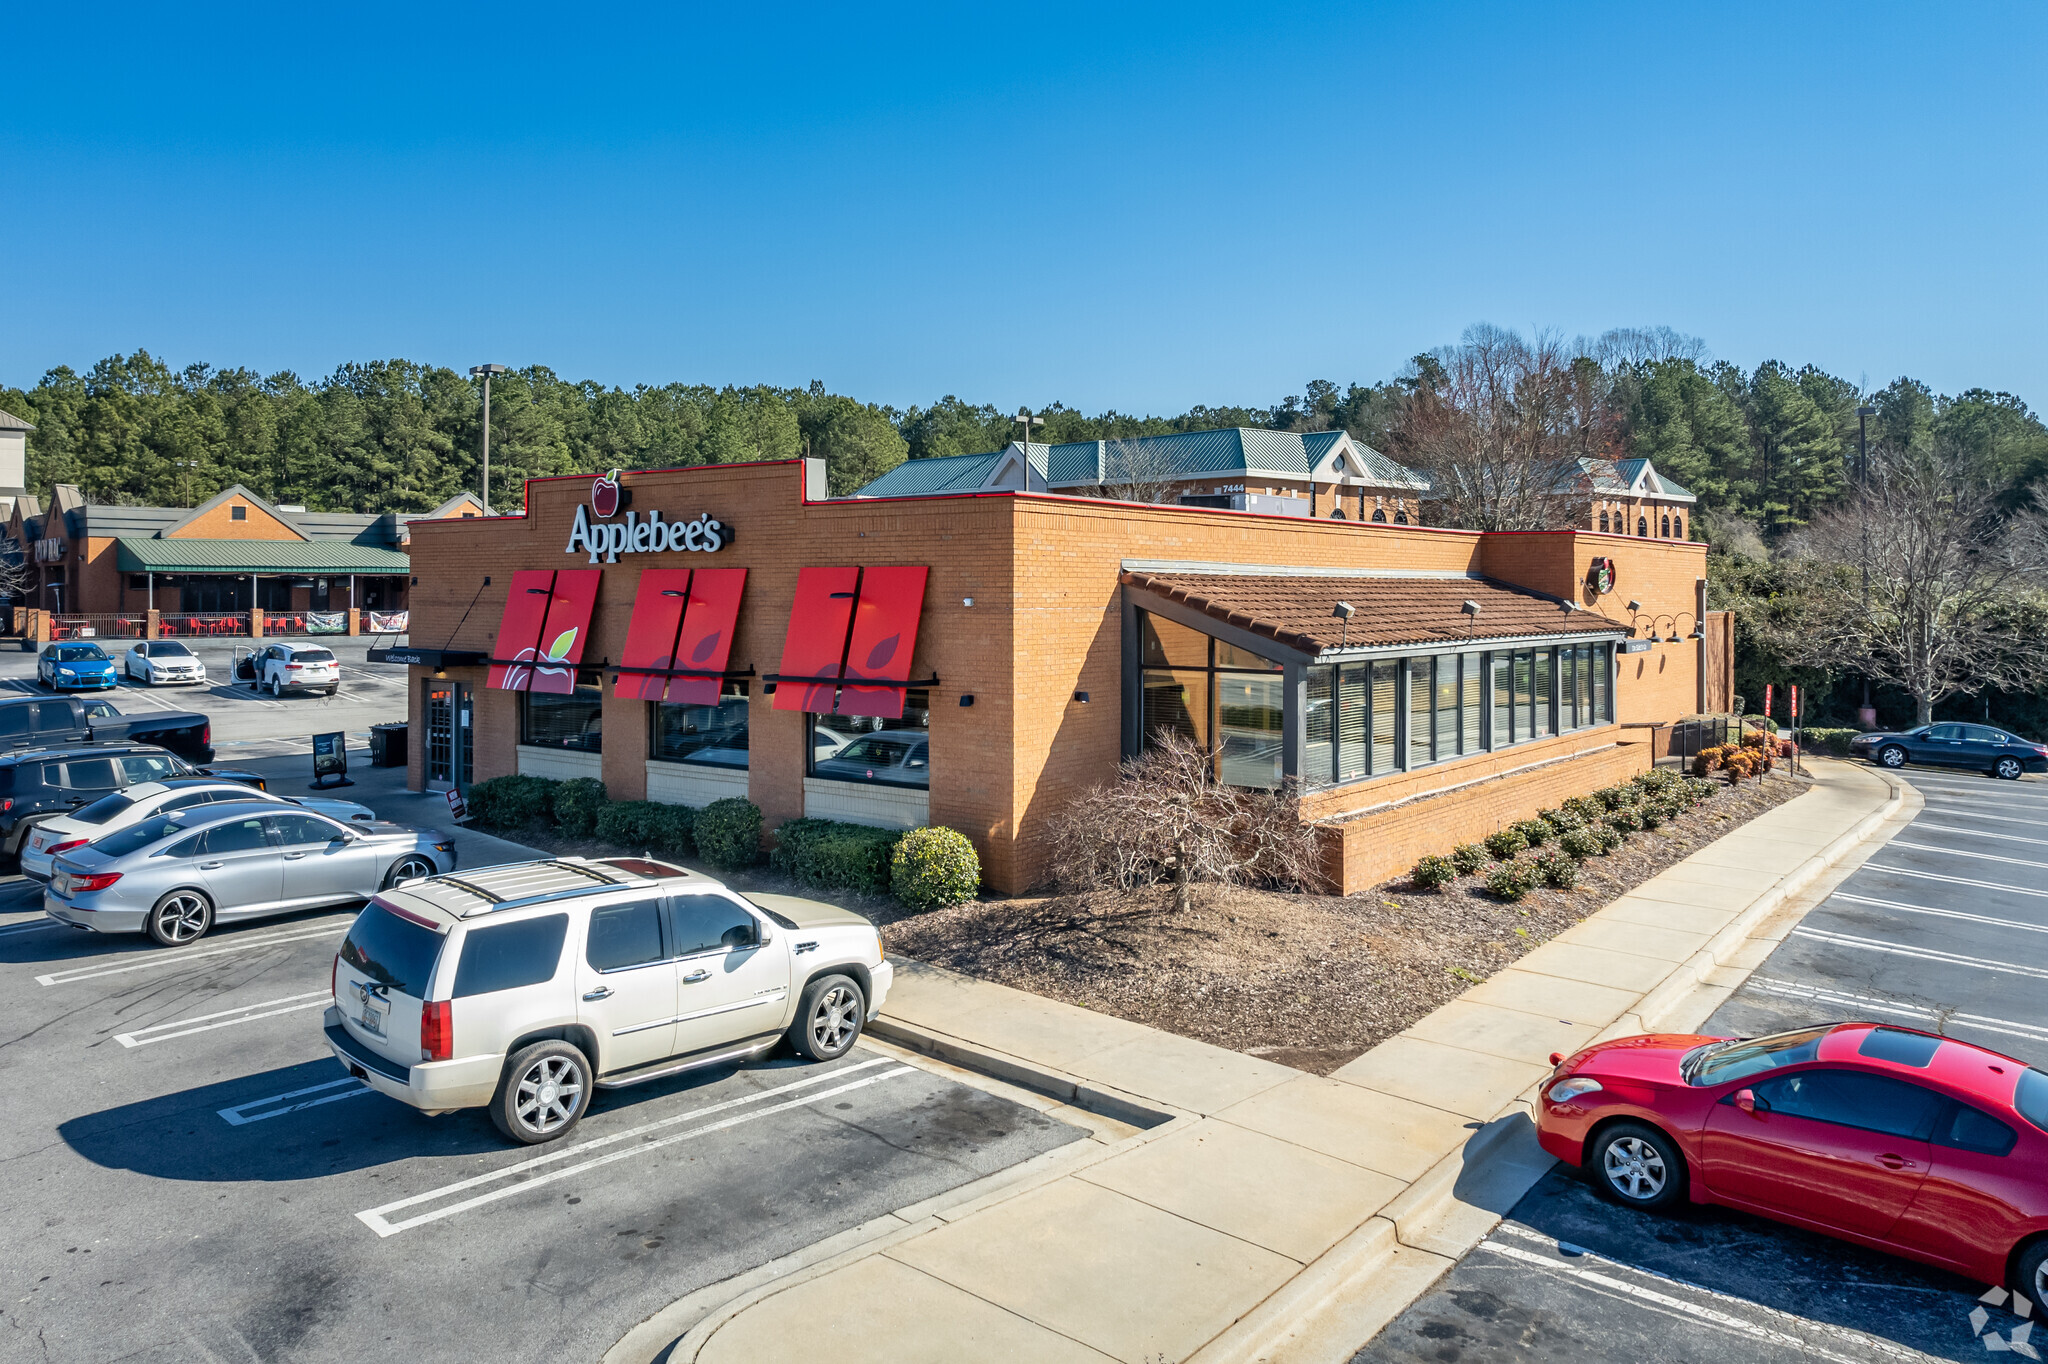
400, 457, 1729, 895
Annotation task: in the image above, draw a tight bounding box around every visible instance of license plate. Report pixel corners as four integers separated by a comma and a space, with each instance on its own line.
356, 1003, 386, 1038
30, 834, 45, 851
53, 872, 69, 896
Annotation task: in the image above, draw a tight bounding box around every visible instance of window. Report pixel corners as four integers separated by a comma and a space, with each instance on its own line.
521, 671, 604, 752
1394, 510, 1409, 524
1136, 612, 1282, 789
268, 813, 339, 846
1370, 660, 1398, 775
56, 758, 121, 790
1493, 653, 1513, 744
1638, 516, 1648, 537
98, 815, 197, 858
1338, 664, 1370, 782
1513, 652, 1534, 741
2017, 1069, 2048, 1135
1688, 1026, 1827, 1086
120, 754, 181, 784
654, 682, 749, 767
587, 900, 666, 972
1676, 515, 1685, 539
1370, 507, 1385, 522
0, 708, 27, 739
1407, 658, 1433, 765
453, 914, 568, 997
667, 895, 757, 956
1591, 643, 1610, 722
204, 817, 272, 854
1662, 514, 1671, 537
1534, 650, 1553, 738
1599, 511, 1610, 532
1434, 656, 1458, 757
341, 905, 445, 998
1935, 1102, 2017, 1156
74, 792, 138, 825
808, 690, 931, 789
1752, 1070, 1946, 1141
33, 700, 75, 731
230, 505, 247, 521
1460, 652, 1483, 756
1857, 1026, 1941, 1067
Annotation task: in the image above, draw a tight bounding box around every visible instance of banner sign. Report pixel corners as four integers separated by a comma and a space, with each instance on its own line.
1764, 683, 1774, 720
312, 731, 350, 788
368, 610, 409, 633
306, 611, 347, 634
1790, 685, 1800, 720
446, 787, 469, 822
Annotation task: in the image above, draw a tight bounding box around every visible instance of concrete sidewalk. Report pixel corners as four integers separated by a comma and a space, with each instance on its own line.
621, 760, 1915, 1364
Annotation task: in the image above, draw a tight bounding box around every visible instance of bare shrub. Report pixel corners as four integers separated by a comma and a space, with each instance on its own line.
1044, 730, 1326, 911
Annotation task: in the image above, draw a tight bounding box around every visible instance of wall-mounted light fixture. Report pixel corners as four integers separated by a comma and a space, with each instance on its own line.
1073, 691, 1089, 703
762, 682, 777, 696
959, 694, 975, 707
963, 597, 974, 607
1332, 600, 1355, 648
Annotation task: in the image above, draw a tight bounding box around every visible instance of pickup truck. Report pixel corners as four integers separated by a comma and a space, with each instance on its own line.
0, 695, 215, 763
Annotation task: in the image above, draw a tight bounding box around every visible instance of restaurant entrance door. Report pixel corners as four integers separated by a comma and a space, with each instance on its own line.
424, 680, 473, 790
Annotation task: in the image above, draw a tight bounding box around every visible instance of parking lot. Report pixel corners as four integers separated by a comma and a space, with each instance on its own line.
0, 771, 1083, 1362
1359, 763, 2048, 1363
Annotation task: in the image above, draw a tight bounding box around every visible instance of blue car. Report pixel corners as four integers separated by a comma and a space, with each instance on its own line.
38, 642, 120, 691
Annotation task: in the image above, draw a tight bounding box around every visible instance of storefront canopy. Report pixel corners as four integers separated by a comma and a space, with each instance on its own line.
115, 537, 412, 576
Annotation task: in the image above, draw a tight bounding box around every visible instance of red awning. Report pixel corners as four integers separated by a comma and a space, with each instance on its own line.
668, 567, 746, 705
615, 569, 694, 702
526, 569, 602, 694
838, 566, 929, 719
772, 565, 929, 716
773, 566, 861, 713
487, 570, 558, 691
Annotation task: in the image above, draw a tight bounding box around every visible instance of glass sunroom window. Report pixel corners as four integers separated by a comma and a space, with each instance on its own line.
1408, 659, 1434, 765
1137, 611, 1282, 789
1370, 660, 1398, 775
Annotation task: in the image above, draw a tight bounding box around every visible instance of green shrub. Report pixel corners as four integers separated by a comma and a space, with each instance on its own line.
1558, 827, 1603, 861
1539, 807, 1584, 835
1595, 784, 1638, 810
891, 826, 982, 912
1801, 727, 1859, 756
1411, 854, 1457, 890
1562, 795, 1605, 823
1485, 859, 1539, 901
1533, 848, 1579, 889
1682, 776, 1717, 804
1743, 714, 1780, 734
1594, 822, 1625, 852
1484, 827, 1528, 860
694, 798, 764, 869
1606, 807, 1644, 835
771, 817, 902, 894
1450, 843, 1490, 875
1634, 768, 1679, 795
1638, 800, 1668, 830
552, 777, 609, 838
1511, 818, 1552, 847
594, 800, 694, 856
467, 775, 560, 830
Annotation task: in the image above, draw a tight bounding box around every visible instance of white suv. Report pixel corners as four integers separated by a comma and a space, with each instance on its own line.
323, 856, 894, 1144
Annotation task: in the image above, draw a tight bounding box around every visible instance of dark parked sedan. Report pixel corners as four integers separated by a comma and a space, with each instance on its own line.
1849, 722, 2048, 780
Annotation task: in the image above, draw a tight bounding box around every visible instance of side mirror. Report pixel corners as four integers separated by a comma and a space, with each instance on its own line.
1735, 1088, 1757, 1114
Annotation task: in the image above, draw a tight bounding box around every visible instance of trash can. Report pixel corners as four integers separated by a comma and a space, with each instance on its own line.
369, 723, 408, 768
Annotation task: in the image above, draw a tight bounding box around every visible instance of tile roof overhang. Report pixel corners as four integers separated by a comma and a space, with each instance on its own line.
1122, 568, 1631, 660
115, 538, 412, 575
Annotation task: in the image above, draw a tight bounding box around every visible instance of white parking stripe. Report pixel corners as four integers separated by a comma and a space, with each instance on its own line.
1860, 863, 2048, 900
1912, 821, 2048, 848
219, 1077, 370, 1126
1791, 926, 2048, 981
114, 990, 332, 1047
1914, 805, 2048, 830
0, 917, 62, 937
1486, 1225, 1928, 1363
356, 1059, 915, 1237
1745, 976, 2048, 1048
1888, 839, 2048, 872
36, 920, 351, 986
1829, 890, 2048, 938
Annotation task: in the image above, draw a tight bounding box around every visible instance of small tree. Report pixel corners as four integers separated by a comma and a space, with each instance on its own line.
1100, 438, 1185, 504
1044, 730, 1326, 911
1779, 443, 2048, 725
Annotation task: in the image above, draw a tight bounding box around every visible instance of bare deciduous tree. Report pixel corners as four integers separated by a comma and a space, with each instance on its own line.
1388, 324, 1617, 532
1100, 438, 1186, 504
1777, 444, 2048, 726
1044, 730, 1327, 911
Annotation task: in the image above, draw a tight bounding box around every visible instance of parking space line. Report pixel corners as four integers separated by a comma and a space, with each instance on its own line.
1860, 862, 2048, 899
1887, 839, 2048, 872
1913, 804, 2048, 830
1911, 821, 2048, 848
1485, 1224, 1926, 1363
0, 917, 62, 937
1919, 793, 2048, 820
1830, 891, 2048, 938
219, 1077, 370, 1126
1791, 926, 2048, 982
35, 919, 352, 986
114, 990, 332, 1047
355, 1059, 916, 1237
1745, 975, 2048, 1048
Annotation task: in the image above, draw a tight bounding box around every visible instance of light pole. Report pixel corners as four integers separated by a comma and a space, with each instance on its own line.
470, 364, 508, 511
1856, 404, 1877, 727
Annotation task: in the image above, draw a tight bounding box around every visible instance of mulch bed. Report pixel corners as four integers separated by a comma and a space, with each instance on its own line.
882, 768, 1811, 1076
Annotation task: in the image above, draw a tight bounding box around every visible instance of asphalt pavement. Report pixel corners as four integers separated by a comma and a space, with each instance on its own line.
0, 746, 1083, 1363
1357, 763, 2048, 1364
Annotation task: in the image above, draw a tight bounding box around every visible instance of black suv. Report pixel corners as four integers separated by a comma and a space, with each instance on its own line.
0, 745, 266, 859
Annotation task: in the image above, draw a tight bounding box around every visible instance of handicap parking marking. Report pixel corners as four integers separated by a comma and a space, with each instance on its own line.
115, 989, 333, 1047
219, 1076, 371, 1126
1745, 975, 2048, 1050
35, 917, 353, 986
355, 1057, 918, 1237
1479, 1224, 1927, 1364
1791, 925, 2048, 982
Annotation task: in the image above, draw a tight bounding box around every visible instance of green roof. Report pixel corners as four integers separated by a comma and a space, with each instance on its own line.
115, 537, 411, 575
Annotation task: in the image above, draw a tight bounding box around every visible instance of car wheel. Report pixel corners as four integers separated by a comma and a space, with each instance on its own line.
788, 974, 866, 1062
144, 890, 214, 947
490, 1040, 592, 1144
1996, 757, 2024, 781
382, 855, 438, 888
1878, 744, 1908, 769
1588, 1120, 1687, 1211
2015, 1238, 2048, 1317
325, 687, 338, 697
267, 676, 281, 697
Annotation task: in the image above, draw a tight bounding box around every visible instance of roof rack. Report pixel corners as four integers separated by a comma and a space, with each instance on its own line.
429, 874, 504, 905
547, 859, 622, 887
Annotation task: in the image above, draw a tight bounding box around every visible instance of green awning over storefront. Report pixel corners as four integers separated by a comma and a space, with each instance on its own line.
115, 538, 412, 576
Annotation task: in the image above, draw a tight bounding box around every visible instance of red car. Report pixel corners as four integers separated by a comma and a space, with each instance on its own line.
1537, 1022, 2048, 1311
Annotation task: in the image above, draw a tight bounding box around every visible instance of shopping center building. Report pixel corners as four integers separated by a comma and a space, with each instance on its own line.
402, 457, 1727, 895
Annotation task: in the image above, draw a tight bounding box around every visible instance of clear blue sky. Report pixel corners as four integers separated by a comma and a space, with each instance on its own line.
4, 2, 2044, 414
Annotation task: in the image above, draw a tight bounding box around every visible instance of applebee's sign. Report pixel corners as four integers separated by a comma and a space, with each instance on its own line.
566, 469, 730, 563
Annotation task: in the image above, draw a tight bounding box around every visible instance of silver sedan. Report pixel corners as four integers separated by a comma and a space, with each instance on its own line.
44, 803, 457, 946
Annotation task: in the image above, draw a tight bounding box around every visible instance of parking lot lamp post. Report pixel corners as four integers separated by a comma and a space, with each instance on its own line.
1856, 403, 1878, 727
470, 364, 508, 512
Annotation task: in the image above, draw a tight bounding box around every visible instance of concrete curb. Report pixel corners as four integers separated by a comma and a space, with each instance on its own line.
867, 1015, 1181, 1130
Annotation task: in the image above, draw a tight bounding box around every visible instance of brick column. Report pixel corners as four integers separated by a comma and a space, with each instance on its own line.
146, 609, 160, 640
249, 608, 265, 638
348, 608, 361, 636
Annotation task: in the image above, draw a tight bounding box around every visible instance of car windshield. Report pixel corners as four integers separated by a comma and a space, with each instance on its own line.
1684, 1025, 1829, 1086
149, 642, 194, 658
2017, 1069, 2048, 1135
292, 649, 335, 663
96, 815, 195, 859
72, 792, 139, 826
54, 645, 108, 662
